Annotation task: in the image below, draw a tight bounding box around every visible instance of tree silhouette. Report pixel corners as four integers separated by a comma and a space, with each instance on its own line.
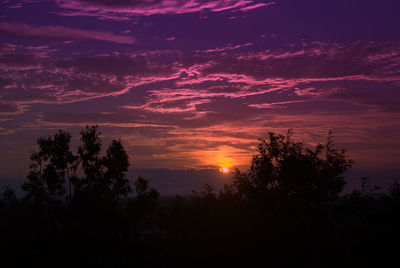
230, 130, 353, 206
74, 125, 103, 198
134, 176, 159, 208
74, 126, 131, 201
103, 139, 131, 199
0, 186, 17, 205
22, 126, 132, 203
389, 180, 400, 199
22, 130, 76, 203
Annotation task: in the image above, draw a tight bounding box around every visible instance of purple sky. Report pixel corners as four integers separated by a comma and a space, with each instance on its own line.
1, 0, 400, 194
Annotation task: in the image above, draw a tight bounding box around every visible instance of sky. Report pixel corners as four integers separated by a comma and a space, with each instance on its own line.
1, 0, 400, 195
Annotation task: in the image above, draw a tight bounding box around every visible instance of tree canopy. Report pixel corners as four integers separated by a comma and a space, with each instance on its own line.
230, 130, 353, 206
22, 125, 132, 203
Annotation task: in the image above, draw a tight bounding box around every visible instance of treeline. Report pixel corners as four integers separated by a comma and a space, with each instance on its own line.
0, 127, 399, 267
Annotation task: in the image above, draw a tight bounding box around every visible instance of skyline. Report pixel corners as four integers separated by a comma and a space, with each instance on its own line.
1, 0, 400, 194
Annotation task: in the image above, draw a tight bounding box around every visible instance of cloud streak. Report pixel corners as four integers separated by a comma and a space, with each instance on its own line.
0, 22, 135, 44
55, 0, 275, 19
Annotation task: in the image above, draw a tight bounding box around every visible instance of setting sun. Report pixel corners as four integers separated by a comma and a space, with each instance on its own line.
220, 167, 229, 173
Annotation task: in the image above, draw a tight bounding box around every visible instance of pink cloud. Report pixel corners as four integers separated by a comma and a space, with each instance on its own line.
1, 41, 400, 125
55, 0, 275, 19
0, 45, 183, 106
197, 42, 253, 54
0, 22, 135, 44
239, 2, 274, 11
123, 98, 213, 114
193, 42, 400, 81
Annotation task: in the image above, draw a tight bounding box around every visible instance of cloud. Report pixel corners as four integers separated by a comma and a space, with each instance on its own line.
239, 3, 271, 11
54, 0, 275, 19
192, 42, 400, 81
196, 42, 253, 54
0, 22, 135, 44
0, 44, 181, 106
1, 41, 400, 128
0, 102, 24, 115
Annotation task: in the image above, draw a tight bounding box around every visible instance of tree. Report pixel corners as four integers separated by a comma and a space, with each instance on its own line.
74, 126, 132, 201
22, 126, 132, 203
230, 130, 353, 206
75, 125, 103, 196
103, 139, 131, 199
22, 130, 76, 203
131, 176, 159, 215
134, 176, 159, 203
0, 186, 17, 206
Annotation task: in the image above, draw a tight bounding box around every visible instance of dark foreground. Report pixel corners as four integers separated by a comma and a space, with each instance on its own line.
1, 128, 399, 267
2, 179, 400, 267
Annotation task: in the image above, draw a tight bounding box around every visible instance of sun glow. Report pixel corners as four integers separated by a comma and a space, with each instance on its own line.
188, 145, 250, 174
220, 167, 229, 173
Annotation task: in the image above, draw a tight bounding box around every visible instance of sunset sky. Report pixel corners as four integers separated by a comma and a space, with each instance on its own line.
1, 0, 400, 194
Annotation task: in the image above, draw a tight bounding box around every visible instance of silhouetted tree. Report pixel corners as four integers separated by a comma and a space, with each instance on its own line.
22, 126, 132, 204
74, 125, 103, 198
134, 176, 159, 205
22, 130, 76, 203
191, 183, 217, 205
230, 130, 353, 206
389, 180, 400, 199
128, 176, 159, 222
103, 139, 131, 199
0, 186, 17, 206
74, 126, 132, 201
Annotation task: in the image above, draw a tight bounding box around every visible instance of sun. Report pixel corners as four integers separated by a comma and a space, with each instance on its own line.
220, 167, 229, 173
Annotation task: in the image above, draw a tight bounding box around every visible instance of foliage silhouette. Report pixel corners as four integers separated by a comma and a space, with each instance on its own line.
22, 126, 132, 204
74, 126, 131, 202
2, 128, 399, 266
134, 176, 159, 204
22, 130, 76, 203
126, 176, 160, 231
1, 186, 17, 204
230, 130, 353, 207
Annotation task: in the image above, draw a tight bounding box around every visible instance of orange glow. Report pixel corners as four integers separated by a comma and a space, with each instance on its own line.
220, 167, 229, 173
188, 145, 249, 170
